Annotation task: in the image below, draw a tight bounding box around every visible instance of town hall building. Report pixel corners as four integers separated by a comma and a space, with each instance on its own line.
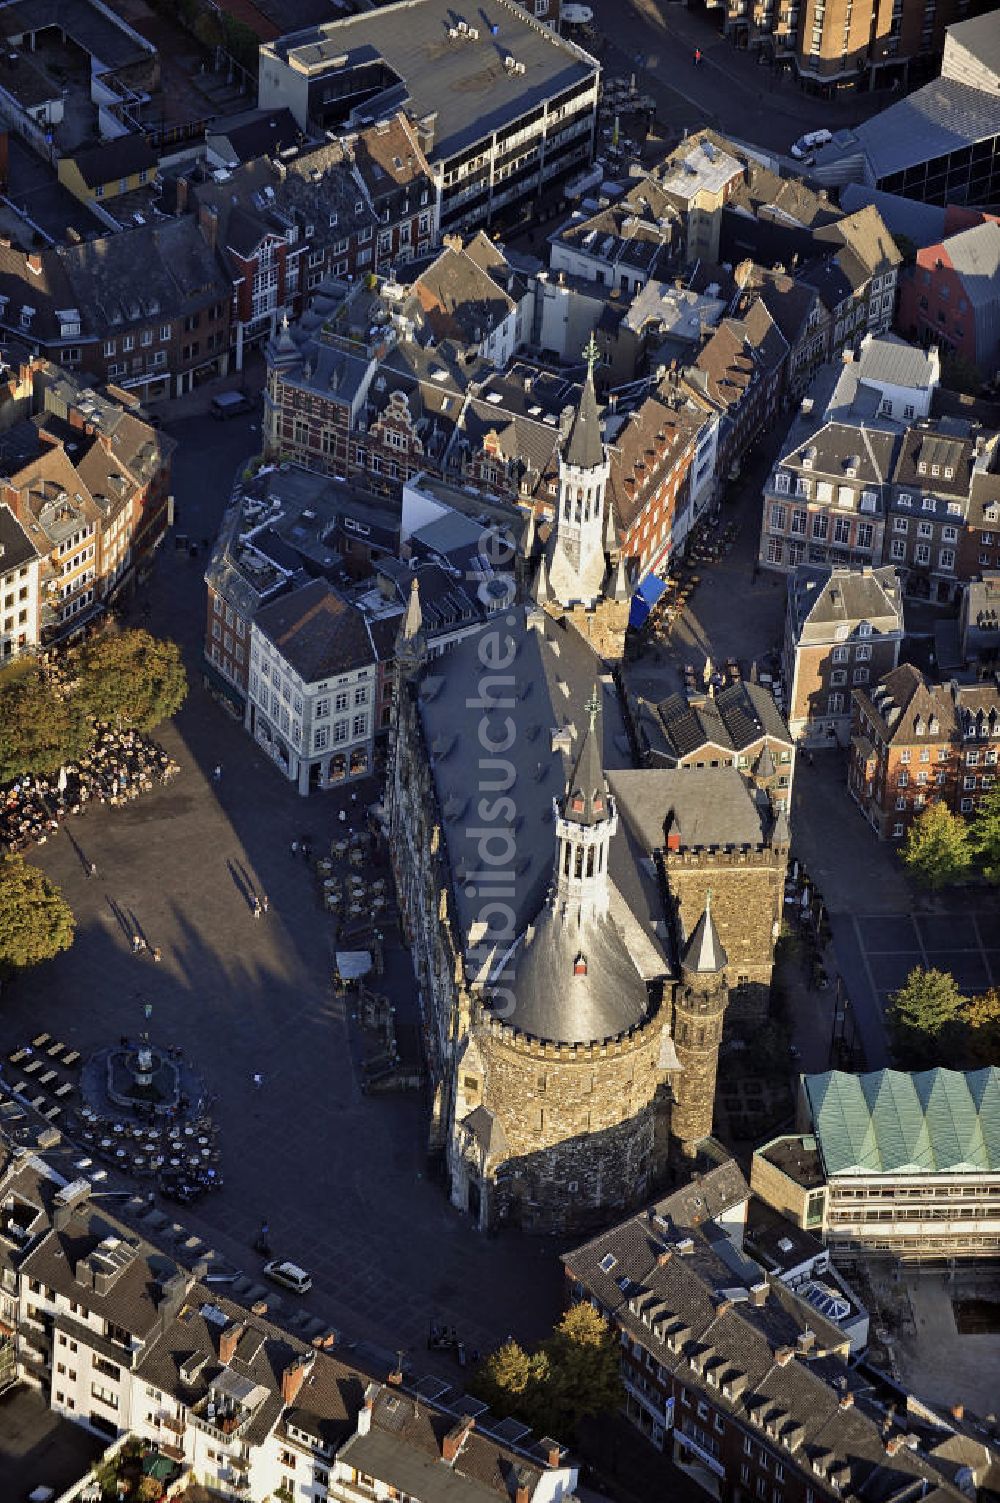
387, 360, 790, 1233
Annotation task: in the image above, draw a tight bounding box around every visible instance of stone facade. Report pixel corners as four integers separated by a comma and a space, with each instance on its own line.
664, 848, 785, 1029
671, 963, 727, 1158
451, 1010, 673, 1236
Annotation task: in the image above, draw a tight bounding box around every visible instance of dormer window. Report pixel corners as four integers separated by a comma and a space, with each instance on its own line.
899, 492, 912, 507
859, 622, 872, 637
918, 461, 927, 475
923, 498, 935, 512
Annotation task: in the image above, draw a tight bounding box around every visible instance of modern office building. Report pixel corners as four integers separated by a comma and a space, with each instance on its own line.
753, 1068, 1000, 1263
258, 0, 599, 231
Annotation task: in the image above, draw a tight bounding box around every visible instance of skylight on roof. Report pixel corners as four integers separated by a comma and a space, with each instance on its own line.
599, 1252, 617, 1273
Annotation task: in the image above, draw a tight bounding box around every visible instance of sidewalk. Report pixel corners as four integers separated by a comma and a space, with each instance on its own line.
149, 352, 267, 424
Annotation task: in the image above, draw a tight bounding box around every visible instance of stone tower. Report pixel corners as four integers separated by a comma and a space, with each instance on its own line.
671, 891, 728, 1159
548, 336, 611, 610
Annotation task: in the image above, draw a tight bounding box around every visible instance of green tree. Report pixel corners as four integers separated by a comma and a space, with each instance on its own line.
888, 966, 966, 1067
970, 784, 1000, 883
0, 663, 90, 782
0, 855, 74, 971
901, 802, 971, 889
543, 1302, 622, 1433
74, 629, 187, 732
472, 1339, 552, 1428
958, 988, 1000, 1067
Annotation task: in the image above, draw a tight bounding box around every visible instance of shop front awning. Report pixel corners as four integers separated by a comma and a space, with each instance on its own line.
629, 573, 667, 629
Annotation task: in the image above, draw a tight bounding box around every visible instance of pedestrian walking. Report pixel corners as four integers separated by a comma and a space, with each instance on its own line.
213, 764, 222, 782
252, 1072, 263, 1088
253, 896, 262, 919
290, 839, 299, 856
261, 894, 269, 914
132, 933, 145, 955
152, 946, 162, 963
87, 860, 98, 878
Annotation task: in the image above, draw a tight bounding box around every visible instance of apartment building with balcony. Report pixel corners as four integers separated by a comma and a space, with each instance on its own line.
848, 662, 1000, 839
753, 1068, 1000, 1264
0, 500, 39, 660
0, 1154, 579, 1503
0, 378, 173, 644
257, 0, 599, 233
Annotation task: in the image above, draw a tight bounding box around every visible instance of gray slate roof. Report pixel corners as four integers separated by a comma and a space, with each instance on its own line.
254, 579, 376, 682
853, 78, 1000, 182
0, 500, 39, 572
788, 565, 902, 643
608, 766, 767, 851
413, 607, 670, 973
500, 907, 650, 1044
943, 220, 1000, 306
563, 367, 604, 471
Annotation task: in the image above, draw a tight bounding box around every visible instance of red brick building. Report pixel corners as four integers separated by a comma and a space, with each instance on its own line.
849, 663, 1000, 840
607, 387, 705, 576
897, 208, 1000, 377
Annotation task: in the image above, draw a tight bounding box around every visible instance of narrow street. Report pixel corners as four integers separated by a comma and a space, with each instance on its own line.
584, 0, 891, 153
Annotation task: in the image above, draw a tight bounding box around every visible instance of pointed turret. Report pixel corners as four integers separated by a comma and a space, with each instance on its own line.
532, 553, 551, 605
395, 575, 427, 680
755, 744, 776, 779
564, 352, 604, 471
771, 804, 791, 849
563, 689, 609, 828
672, 889, 728, 1160
401, 574, 423, 641
682, 891, 728, 976
552, 689, 618, 925
522, 505, 537, 562
608, 553, 631, 603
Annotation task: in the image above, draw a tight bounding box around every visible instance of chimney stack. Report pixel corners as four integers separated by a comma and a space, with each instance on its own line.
26, 251, 42, 275
749, 1282, 768, 1307
839, 1392, 854, 1410
951, 1403, 965, 1422
176, 175, 189, 214
545, 1440, 563, 1468
774, 1346, 794, 1367
199, 202, 219, 251
796, 1328, 816, 1354
886, 1435, 905, 1456
219, 1321, 243, 1365
442, 1416, 475, 1464
357, 1382, 378, 1436
281, 1352, 314, 1408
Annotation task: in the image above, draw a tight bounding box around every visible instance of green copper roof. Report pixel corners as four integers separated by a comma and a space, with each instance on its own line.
805, 1067, 1000, 1176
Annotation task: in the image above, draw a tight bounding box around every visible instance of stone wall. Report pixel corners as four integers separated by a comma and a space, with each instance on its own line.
671, 977, 726, 1155
470, 1011, 672, 1232
665, 848, 785, 1028
553, 596, 631, 664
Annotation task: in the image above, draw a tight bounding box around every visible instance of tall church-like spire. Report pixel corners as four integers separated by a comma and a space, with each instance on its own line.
548, 336, 611, 609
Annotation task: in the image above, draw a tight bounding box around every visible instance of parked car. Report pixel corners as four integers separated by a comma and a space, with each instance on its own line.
263, 1259, 312, 1294
791, 128, 832, 159
210, 390, 253, 420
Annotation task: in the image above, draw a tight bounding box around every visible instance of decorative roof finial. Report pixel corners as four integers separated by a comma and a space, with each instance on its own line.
583, 332, 600, 377
585, 684, 600, 731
